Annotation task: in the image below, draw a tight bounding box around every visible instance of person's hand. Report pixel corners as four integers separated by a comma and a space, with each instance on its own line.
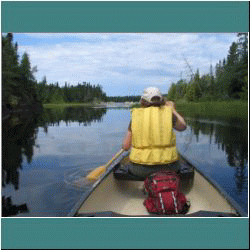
165, 101, 176, 110
165, 101, 186, 131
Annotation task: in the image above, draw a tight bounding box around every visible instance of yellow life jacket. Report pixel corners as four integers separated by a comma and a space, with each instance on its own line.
129, 106, 179, 165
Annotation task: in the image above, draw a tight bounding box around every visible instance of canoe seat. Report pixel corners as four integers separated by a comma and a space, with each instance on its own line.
113, 162, 145, 181
113, 157, 195, 183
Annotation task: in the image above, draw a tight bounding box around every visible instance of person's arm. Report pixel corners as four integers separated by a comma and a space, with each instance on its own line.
122, 122, 132, 151
122, 130, 132, 151
165, 101, 187, 131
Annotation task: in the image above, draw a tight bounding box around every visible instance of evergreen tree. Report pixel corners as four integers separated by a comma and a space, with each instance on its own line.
237, 33, 248, 100
185, 84, 197, 102
2, 33, 20, 106
167, 83, 177, 100
20, 52, 34, 81
2, 33, 41, 110
168, 34, 248, 102
193, 69, 202, 99
225, 41, 244, 99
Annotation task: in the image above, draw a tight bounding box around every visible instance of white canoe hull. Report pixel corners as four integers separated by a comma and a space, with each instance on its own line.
68, 155, 245, 217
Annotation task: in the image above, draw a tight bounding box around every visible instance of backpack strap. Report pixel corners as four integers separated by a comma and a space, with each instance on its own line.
158, 192, 166, 214
171, 191, 178, 214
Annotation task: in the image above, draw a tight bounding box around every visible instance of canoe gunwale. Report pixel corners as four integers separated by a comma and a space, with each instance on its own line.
76, 210, 240, 217
67, 153, 126, 217
180, 155, 247, 217
68, 152, 247, 217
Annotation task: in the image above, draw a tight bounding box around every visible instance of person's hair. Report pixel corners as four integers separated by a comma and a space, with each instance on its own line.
140, 96, 166, 107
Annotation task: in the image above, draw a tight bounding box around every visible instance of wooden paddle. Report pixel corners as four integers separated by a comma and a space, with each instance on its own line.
86, 149, 125, 182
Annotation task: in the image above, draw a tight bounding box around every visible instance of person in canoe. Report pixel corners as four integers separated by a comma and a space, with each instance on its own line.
122, 87, 187, 179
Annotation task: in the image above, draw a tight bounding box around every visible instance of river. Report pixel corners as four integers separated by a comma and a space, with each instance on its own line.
1, 106, 248, 216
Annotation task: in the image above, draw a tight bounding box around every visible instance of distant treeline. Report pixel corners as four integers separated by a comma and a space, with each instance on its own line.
2, 33, 248, 109
37, 79, 107, 104
2, 33, 108, 109
37, 81, 143, 104
167, 33, 248, 102
107, 95, 141, 103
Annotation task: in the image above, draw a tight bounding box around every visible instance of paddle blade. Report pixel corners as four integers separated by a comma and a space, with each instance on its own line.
86, 166, 106, 181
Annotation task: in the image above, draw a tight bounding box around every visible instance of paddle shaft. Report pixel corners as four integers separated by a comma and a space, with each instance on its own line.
86, 148, 125, 181
104, 149, 125, 168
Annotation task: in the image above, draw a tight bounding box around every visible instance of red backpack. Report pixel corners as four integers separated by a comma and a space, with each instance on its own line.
143, 171, 190, 215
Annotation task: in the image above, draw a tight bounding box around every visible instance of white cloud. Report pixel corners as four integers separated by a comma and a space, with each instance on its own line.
14, 33, 238, 95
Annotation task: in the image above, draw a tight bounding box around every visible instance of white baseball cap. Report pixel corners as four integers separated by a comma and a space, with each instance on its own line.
141, 87, 163, 103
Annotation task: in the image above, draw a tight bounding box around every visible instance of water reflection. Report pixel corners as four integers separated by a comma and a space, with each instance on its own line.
1, 107, 247, 216
2, 196, 29, 217
2, 111, 40, 216
39, 107, 107, 129
186, 117, 248, 195
2, 112, 40, 190
2, 107, 107, 216
215, 121, 248, 195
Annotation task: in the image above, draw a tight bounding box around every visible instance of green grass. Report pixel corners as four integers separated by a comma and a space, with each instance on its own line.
176, 101, 248, 120
43, 103, 95, 108
43, 100, 248, 121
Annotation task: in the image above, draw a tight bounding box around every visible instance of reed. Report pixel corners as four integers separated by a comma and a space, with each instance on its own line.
176, 101, 248, 120
43, 103, 93, 108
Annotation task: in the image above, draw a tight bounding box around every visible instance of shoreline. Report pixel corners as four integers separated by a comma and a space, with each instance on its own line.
41, 100, 248, 119
43, 102, 135, 108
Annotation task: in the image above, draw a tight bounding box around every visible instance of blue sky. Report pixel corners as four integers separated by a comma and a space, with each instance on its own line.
12, 33, 239, 96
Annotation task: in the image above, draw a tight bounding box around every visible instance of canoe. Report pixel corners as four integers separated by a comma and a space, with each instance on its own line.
68, 153, 246, 217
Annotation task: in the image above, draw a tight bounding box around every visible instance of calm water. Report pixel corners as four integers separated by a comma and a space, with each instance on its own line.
2, 107, 248, 216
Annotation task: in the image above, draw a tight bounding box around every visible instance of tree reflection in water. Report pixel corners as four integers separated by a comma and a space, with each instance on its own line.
2, 196, 29, 217
1, 107, 107, 216
2, 112, 40, 189
187, 117, 248, 195
2, 107, 247, 216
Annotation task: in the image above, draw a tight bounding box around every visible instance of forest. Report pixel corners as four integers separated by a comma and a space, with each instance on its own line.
167, 33, 248, 102
2, 33, 42, 117
2, 33, 248, 114
37, 79, 107, 104
1, 33, 107, 114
